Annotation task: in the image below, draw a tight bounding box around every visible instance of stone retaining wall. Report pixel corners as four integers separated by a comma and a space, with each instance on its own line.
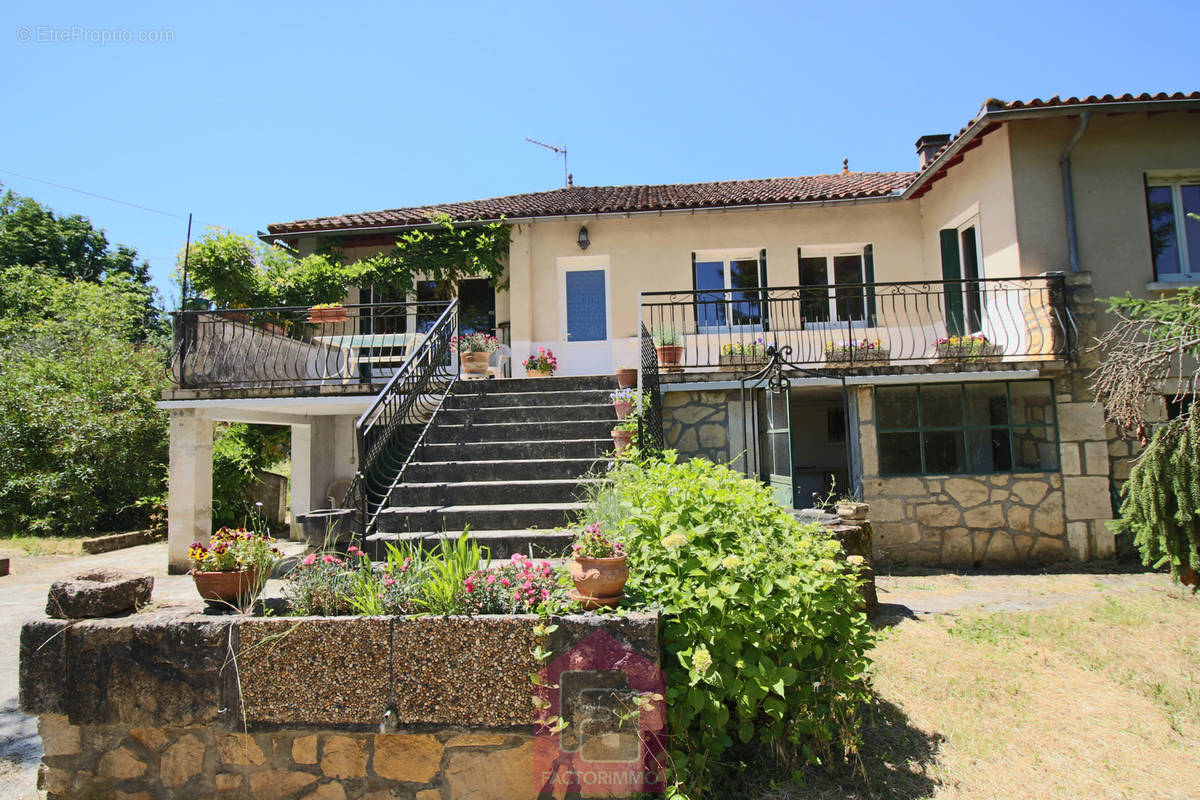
20, 610, 661, 799
662, 389, 736, 464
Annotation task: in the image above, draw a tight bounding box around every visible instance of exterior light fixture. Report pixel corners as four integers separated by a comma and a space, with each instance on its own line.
577, 226, 590, 250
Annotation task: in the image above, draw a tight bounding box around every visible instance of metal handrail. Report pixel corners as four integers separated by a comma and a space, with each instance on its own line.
637, 322, 664, 453
639, 274, 1075, 370
343, 300, 460, 537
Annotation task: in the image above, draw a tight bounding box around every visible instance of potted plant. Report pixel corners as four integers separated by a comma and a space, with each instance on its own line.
568, 523, 628, 609
611, 415, 638, 455
718, 339, 770, 371
523, 347, 558, 377
932, 333, 1001, 362
307, 303, 348, 324
218, 304, 251, 324
452, 332, 499, 377
615, 365, 637, 388
610, 387, 641, 420
188, 527, 281, 607
823, 339, 891, 367
653, 328, 684, 368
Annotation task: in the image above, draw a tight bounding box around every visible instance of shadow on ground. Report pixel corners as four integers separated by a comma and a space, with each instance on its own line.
741, 696, 942, 800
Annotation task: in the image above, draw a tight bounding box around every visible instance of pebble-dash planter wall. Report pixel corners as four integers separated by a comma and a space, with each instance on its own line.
20, 609, 660, 799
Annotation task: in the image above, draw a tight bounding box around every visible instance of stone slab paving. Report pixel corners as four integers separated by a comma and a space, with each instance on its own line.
0, 541, 303, 799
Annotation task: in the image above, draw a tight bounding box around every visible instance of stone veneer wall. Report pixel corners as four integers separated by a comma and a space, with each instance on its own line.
662, 390, 736, 464
20, 610, 660, 800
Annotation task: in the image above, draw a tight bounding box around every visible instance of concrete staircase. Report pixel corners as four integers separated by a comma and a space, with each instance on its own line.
365, 375, 616, 559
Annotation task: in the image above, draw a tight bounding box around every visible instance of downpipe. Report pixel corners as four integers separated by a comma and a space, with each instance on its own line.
1060, 111, 1091, 273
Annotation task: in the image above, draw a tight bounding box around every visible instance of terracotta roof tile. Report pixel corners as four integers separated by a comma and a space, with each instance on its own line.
266, 172, 916, 235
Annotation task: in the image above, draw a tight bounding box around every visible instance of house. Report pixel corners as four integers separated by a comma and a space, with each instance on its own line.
160, 91, 1200, 572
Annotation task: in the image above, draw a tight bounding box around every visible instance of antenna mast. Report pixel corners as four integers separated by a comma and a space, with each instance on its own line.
525, 137, 571, 187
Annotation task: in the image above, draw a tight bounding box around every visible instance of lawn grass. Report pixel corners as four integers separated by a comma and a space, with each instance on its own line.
0, 535, 88, 557
750, 583, 1200, 799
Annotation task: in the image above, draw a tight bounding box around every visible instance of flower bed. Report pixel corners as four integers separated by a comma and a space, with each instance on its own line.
932, 333, 1002, 361
718, 339, 770, 371
823, 339, 890, 368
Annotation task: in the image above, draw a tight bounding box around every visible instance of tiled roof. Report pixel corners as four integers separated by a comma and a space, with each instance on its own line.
269, 92, 1200, 236
266, 172, 917, 235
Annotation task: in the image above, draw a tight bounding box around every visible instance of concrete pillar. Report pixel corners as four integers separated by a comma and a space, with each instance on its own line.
167, 411, 213, 574
289, 417, 350, 539
290, 423, 313, 541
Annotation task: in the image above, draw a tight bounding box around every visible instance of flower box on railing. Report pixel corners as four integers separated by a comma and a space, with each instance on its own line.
307, 304, 348, 324
718, 354, 769, 372
823, 340, 890, 368
932, 335, 1002, 362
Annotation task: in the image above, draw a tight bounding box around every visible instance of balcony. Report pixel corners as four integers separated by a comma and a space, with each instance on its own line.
168, 301, 454, 396
639, 274, 1075, 373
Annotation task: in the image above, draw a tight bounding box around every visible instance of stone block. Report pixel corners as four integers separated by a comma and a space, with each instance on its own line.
871, 522, 923, 547
1067, 522, 1090, 560
1033, 493, 1066, 536
218, 733, 267, 766
320, 735, 367, 779
19, 620, 69, 715
216, 773, 243, 793
1108, 438, 1131, 458
1057, 402, 1107, 443
293, 735, 318, 765
444, 739, 535, 800
237, 617, 392, 727
247, 768, 318, 800
1064, 476, 1113, 521
1014, 534, 1035, 557
1090, 519, 1116, 558
879, 477, 928, 496
1059, 442, 1082, 475
38, 764, 71, 795
941, 528, 974, 563
128, 727, 168, 751
39, 715, 80, 757
1032, 536, 1067, 561
45, 569, 153, 619
1011, 480, 1049, 506
915, 503, 961, 527
944, 478, 989, 508
698, 423, 726, 449
98, 746, 147, 780
962, 504, 1005, 529
373, 734, 442, 783
302, 784, 347, 800
1084, 441, 1111, 476
1008, 504, 1034, 532
866, 497, 905, 522
1111, 459, 1132, 481
161, 732, 207, 788
667, 404, 714, 425
983, 533, 1019, 563
989, 488, 1010, 502
446, 733, 510, 748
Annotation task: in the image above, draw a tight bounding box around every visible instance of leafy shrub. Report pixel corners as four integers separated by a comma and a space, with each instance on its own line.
212, 423, 289, 530
579, 453, 873, 796
0, 266, 168, 534
461, 553, 561, 614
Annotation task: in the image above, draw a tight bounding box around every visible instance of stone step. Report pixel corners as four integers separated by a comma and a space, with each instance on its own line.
457, 375, 616, 393
426, 419, 615, 445
419, 438, 614, 462
401, 458, 609, 484
364, 529, 574, 561
439, 403, 616, 424
389, 478, 600, 507
376, 502, 584, 533
443, 388, 615, 410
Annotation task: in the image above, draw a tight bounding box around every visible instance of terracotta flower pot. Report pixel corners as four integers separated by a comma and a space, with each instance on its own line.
615, 367, 637, 388
219, 310, 250, 324
613, 400, 632, 420
192, 568, 262, 606
525, 368, 552, 378
655, 345, 683, 368
611, 428, 633, 454
569, 555, 629, 602
460, 351, 491, 376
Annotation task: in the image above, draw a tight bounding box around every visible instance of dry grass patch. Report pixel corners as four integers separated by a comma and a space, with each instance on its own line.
0, 535, 86, 557
751, 583, 1200, 799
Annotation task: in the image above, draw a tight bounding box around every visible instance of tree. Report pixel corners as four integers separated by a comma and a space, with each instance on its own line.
1092, 288, 1200, 586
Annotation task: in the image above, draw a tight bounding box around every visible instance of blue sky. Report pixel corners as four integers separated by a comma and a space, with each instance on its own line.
2, 0, 1197, 302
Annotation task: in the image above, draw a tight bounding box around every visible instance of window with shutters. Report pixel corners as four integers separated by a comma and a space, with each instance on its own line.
1145, 174, 1200, 281
692, 248, 767, 330
796, 244, 875, 327
939, 218, 984, 336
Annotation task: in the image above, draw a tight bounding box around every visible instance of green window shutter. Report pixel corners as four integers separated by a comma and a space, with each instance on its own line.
863, 244, 877, 327
759, 248, 771, 332
939, 228, 964, 336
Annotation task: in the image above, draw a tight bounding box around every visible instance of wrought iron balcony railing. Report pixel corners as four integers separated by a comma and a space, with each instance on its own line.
639, 274, 1075, 371
169, 301, 453, 390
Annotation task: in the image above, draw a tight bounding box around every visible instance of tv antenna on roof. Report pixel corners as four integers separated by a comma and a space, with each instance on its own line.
525, 137, 571, 187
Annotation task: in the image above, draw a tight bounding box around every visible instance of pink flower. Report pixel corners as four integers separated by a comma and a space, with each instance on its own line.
500, 578, 510, 588
487, 574, 497, 584
322, 554, 337, 564
465, 580, 474, 593
302, 554, 317, 566
347, 545, 360, 554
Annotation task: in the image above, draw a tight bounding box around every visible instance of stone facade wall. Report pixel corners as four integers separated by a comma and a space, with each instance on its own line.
21, 610, 661, 800
36, 715, 535, 800
662, 390, 735, 464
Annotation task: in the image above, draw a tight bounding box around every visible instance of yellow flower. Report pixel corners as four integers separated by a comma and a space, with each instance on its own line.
661, 532, 688, 549
692, 646, 712, 673
721, 555, 740, 569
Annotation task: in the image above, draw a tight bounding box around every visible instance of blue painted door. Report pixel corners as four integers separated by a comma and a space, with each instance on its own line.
565, 269, 607, 341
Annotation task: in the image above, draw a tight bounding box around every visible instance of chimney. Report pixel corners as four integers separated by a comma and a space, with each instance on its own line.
915, 134, 951, 169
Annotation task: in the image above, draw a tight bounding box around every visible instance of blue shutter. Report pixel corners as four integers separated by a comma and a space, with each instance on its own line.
565, 270, 607, 341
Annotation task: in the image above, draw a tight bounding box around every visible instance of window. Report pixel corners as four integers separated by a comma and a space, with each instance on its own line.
939, 219, 983, 335
1146, 176, 1200, 280
797, 245, 875, 326
692, 249, 766, 329
875, 380, 1058, 476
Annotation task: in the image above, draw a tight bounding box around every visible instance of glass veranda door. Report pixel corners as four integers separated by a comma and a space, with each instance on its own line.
759, 385, 794, 508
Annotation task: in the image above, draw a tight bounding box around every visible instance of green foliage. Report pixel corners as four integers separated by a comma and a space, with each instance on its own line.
0, 266, 168, 534
1112, 412, 1200, 586
1106, 288, 1200, 348
579, 454, 874, 796
178, 214, 510, 309
416, 529, 488, 614
211, 423, 290, 530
